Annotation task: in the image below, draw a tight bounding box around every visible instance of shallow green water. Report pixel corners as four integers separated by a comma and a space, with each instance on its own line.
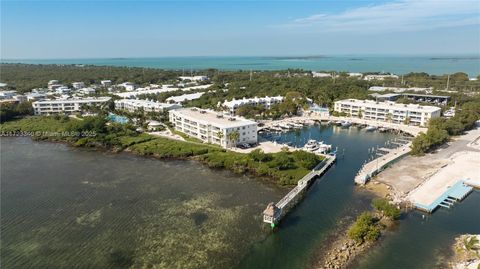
0, 137, 284, 268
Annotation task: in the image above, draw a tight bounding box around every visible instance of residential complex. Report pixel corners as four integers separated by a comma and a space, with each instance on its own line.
166, 92, 205, 104
72, 82, 85, 89
222, 96, 284, 115
363, 74, 399, 81
33, 97, 111, 115
114, 99, 181, 113
334, 99, 441, 127
369, 86, 433, 93
178, 76, 208, 81
370, 93, 450, 105
169, 107, 258, 148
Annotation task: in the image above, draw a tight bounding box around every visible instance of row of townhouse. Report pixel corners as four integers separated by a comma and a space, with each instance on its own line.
114, 99, 181, 113
222, 96, 284, 115
334, 99, 441, 127
32, 97, 111, 115
169, 108, 257, 148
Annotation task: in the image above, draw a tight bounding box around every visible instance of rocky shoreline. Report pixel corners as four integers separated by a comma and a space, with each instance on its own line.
449, 234, 480, 269
314, 213, 395, 269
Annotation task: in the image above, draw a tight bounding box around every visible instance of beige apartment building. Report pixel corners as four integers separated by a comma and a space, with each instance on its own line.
334, 99, 441, 127
169, 107, 257, 148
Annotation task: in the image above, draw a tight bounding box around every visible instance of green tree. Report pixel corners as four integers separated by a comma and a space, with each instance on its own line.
249, 149, 272, 162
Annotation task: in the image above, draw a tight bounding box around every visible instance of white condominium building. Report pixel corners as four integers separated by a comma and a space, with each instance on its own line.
114, 99, 181, 113
33, 97, 111, 115
169, 108, 258, 148
72, 82, 85, 89
100, 80, 112, 87
312, 72, 333, 78
369, 86, 433, 93
178, 76, 208, 81
363, 74, 399, 81
166, 92, 205, 104
222, 96, 284, 115
334, 99, 441, 127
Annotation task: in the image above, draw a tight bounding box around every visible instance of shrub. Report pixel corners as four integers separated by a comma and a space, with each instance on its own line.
372, 198, 401, 220
348, 212, 381, 244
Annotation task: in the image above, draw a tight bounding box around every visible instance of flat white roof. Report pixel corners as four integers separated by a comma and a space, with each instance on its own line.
113, 84, 212, 98
171, 108, 257, 128
336, 99, 441, 113
166, 92, 205, 102
369, 86, 432, 92
115, 99, 180, 109
223, 96, 284, 108
33, 97, 111, 104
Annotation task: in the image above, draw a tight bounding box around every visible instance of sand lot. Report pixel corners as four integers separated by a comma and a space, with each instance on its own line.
408, 151, 480, 206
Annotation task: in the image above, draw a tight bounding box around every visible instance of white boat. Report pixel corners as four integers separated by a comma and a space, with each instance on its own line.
303, 140, 332, 154
365, 125, 377, 131
279, 123, 292, 130
341, 121, 352, 128
303, 139, 319, 151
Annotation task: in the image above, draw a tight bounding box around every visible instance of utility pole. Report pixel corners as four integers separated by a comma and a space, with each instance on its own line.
250, 69, 253, 81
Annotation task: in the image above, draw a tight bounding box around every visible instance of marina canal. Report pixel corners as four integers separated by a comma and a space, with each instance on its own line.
1, 124, 478, 269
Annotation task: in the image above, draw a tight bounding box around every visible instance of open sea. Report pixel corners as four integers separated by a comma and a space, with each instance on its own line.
2, 55, 480, 77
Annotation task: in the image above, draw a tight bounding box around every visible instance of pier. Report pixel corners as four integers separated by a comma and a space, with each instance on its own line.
354, 138, 412, 185
413, 180, 476, 213
263, 154, 336, 226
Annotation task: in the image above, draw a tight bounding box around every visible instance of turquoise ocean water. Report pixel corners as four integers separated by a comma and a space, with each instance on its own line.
2, 55, 479, 77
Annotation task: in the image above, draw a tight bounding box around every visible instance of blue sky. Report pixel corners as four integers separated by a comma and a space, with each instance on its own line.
1, 0, 479, 59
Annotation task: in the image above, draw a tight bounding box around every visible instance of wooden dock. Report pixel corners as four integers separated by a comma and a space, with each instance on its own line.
263, 154, 336, 226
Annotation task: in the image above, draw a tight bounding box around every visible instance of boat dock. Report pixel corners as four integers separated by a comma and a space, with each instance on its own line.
413, 180, 475, 213
354, 138, 412, 185
263, 154, 336, 227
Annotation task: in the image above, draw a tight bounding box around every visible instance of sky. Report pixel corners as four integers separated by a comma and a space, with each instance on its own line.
1, 0, 479, 59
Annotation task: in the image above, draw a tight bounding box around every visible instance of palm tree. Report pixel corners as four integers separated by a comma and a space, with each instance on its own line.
216, 131, 224, 145
464, 236, 480, 251
227, 131, 240, 148
386, 113, 393, 123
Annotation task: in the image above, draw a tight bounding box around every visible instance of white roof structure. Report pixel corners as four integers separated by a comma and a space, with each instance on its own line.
178, 76, 208, 81
113, 84, 212, 98
312, 72, 332, 78
0, 90, 17, 99
171, 108, 256, 128
114, 99, 181, 112
222, 96, 284, 109
35, 97, 111, 104
369, 86, 433, 93
166, 92, 205, 103
336, 99, 441, 113
348, 72, 363, 77
364, 74, 399, 81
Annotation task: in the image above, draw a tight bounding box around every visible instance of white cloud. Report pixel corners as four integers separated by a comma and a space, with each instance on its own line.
277, 0, 480, 33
